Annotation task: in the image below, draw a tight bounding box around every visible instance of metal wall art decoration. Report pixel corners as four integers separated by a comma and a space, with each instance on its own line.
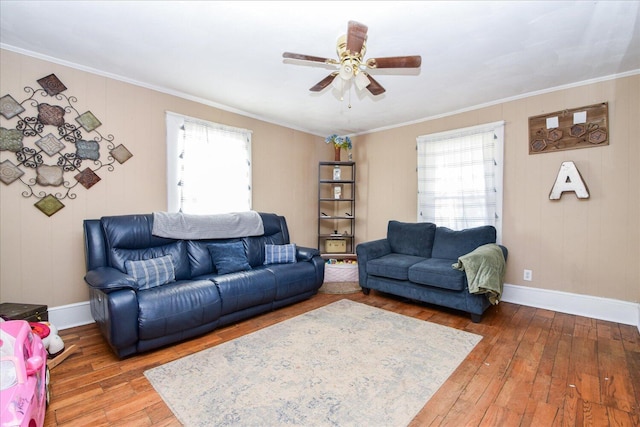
0, 74, 132, 216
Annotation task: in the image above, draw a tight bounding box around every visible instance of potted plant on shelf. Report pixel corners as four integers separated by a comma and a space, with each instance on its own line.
325, 134, 352, 161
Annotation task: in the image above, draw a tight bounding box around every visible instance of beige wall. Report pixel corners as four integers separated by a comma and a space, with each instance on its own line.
0, 49, 325, 306
1, 49, 638, 310
354, 75, 640, 303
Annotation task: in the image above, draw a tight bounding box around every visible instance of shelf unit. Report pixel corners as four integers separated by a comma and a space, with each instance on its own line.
318, 161, 355, 258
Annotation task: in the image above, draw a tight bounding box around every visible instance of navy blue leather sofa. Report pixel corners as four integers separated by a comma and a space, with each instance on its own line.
83, 212, 324, 358
356, 221, 507, 322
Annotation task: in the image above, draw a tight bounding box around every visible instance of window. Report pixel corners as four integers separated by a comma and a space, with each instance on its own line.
166, 112, 252, 214
417, 121, 504, 242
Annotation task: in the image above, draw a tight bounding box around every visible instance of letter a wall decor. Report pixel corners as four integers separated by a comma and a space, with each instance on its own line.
549, 161, 590, 200
0, 74, 132, 216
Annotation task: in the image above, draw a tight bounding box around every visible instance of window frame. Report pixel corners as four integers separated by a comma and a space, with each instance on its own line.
165, 111, 252, 214
417, 121, 504, 243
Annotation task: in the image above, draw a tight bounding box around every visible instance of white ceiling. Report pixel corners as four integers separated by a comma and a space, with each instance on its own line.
1, 1, 639, 137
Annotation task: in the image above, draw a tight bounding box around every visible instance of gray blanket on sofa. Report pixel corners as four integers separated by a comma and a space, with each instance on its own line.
152, 211, 264, 239
452, 243, 505, 305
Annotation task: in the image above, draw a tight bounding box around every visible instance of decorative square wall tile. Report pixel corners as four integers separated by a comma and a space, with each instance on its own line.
0, 159, 25, 185
75, 139, 100, 160
110, 144, 133, 164
0, 127, 24, 152
76, 111, 101, 132
36, 165, 64, 186
37, 74, 67, 96
75, 167, 101, 189
35, 133, 65, 156
34, 194, 65, 216
37, 103, 65, 127
0, 94, 25, 119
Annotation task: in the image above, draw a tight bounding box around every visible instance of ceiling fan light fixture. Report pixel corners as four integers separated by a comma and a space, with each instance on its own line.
339, 60, 355, 80
283, 21, 421, 97
355, 71, 370, 90
332, 74, 344, 90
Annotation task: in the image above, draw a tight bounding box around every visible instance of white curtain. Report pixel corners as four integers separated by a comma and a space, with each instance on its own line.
167, 112, 252, 214
417, 121, 504, 241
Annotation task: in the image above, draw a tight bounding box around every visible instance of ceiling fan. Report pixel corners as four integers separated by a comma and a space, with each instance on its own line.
283, 21, 421, 96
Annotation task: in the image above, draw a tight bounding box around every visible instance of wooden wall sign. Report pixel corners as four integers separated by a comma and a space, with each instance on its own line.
528, 102, 608, 155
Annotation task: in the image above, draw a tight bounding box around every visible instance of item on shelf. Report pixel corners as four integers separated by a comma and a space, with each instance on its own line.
333, 185, 342, 199
326, 239, 346, 253
324, 134, 352, 161
318, 161, 355, 255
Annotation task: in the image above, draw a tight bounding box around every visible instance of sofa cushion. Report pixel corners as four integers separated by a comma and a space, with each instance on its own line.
137, 279, 222, 340
245, 234, 287, 267
187, 239, 237, 277
125, 255, 175, 290
111, 241, 190, 280
408, 258, 466, 291
387, 220, 436, 258
264, 243, 297, 265
265, 262, 319, 300
208, 241, 252, 274
213, 269, 277, 315
367, 253, 425, 281
101, 214, 191, 280
431, 225, 496, 260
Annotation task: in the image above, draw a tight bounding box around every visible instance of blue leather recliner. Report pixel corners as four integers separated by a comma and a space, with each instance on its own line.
83, 212, 324, 358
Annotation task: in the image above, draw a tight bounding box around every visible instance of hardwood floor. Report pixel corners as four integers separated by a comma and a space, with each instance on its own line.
44, 291, 640, 426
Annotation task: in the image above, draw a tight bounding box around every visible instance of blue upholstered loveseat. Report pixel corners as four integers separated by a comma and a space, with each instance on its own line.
83, 212, 324, 358
356, 221, 507, 322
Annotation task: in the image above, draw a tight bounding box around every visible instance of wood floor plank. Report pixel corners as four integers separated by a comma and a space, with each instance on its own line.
43, 292, 639, 426
521, 399, 559, 427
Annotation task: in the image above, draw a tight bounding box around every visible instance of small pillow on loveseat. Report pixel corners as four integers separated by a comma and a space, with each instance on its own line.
125, 255, 175, 290
264, 243, 297, 265
431, 225, 496, 260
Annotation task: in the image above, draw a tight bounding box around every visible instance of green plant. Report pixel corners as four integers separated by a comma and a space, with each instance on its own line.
325, 134, 352, 150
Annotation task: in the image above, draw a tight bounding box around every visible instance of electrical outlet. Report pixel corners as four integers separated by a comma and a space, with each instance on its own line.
523, 269, 533, 281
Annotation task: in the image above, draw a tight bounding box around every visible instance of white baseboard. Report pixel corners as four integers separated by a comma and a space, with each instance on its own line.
48, 301, 93, 330
48, 286, 640, 334
502, 283, 640, 333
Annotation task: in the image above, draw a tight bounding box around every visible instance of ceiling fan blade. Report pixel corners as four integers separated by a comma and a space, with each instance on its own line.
364, 73, 385, 96
283, 52, 338, 65
366, 55, 422, 69
346, 21, 368, 55
310, 73, 338, 92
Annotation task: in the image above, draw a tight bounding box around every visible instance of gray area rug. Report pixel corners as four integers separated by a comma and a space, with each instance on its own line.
144, 299, 482, 427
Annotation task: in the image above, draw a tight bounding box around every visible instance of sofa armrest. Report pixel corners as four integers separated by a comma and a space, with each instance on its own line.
296, 246, 321, 262
356, 238, 391, 260
356, 239, 392, 288
499, 245, 508, 262
85, 266, 138, 292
